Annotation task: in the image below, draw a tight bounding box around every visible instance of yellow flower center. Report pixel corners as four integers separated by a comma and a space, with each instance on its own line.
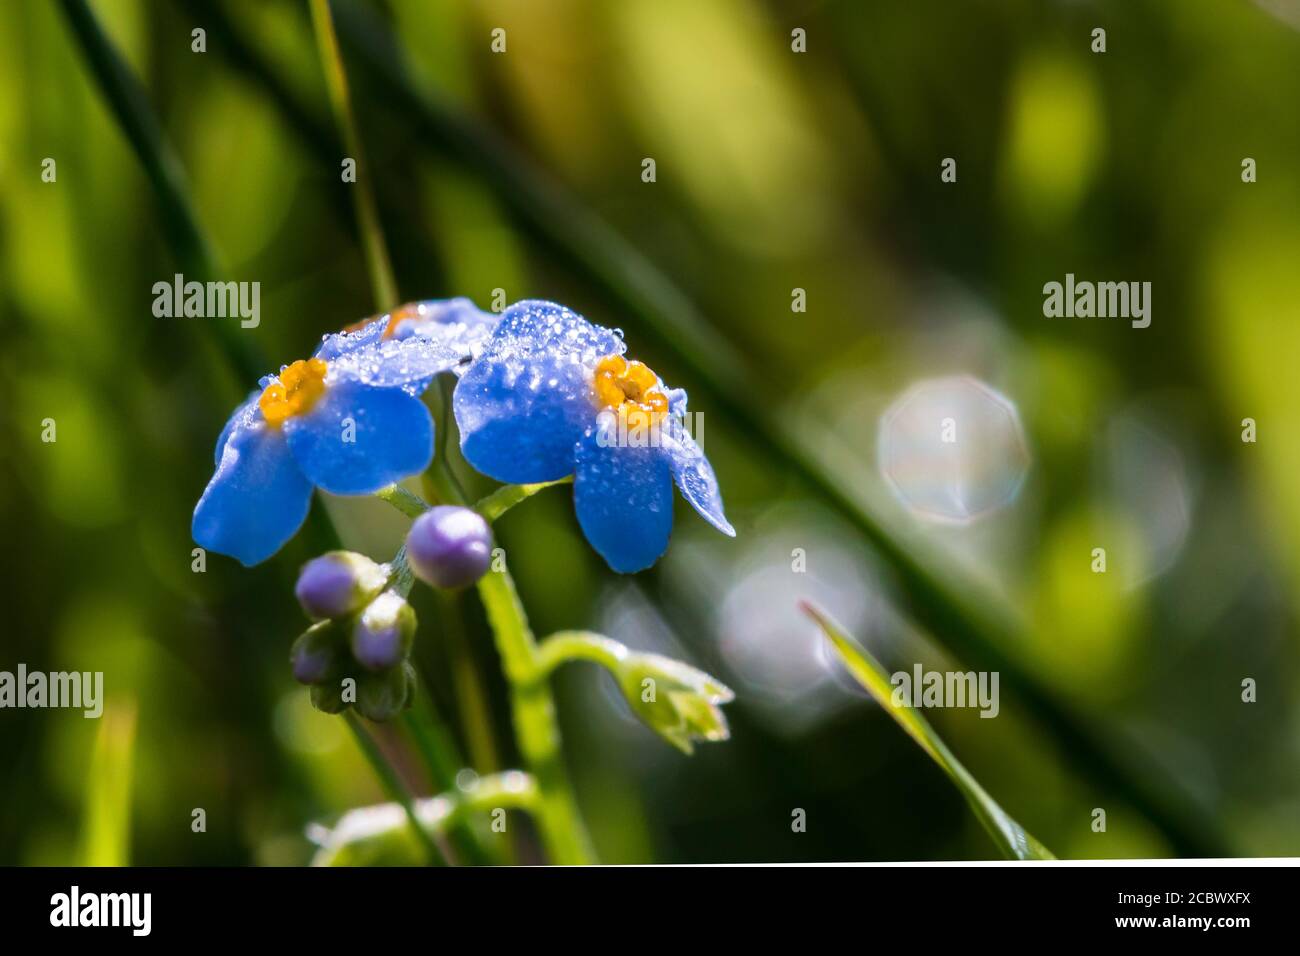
592, 355, 669, 432
258, 357, 328, 428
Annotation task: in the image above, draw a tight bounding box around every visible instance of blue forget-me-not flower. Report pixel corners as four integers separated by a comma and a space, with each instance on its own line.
453, 300, 734, 572
193, 298, 495, 566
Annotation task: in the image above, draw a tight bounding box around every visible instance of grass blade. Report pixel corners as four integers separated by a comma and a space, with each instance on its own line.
802, 602, 1054, 860
57, 0, 261, 384
78, 700, 137, 866
308, 0, 399, 311
344, 712, 446, 865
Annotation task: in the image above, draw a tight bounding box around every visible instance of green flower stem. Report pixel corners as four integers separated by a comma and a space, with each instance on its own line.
375, 482, 595, 864
475, 477, 574, 523
308, 0, 398, 311
383, 478, 503, 776
535, 631, 628, 678
401, 700, 495, 867
476, 569, 594, 865
343, 712, 445, 865
375, 483, 431, 519
437, 589, 503, 775
385, 545, 415, 597
431, 375, 471, 503
400, 705, 458, 792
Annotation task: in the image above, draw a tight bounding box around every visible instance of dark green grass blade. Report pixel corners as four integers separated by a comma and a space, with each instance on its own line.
56, 0, 262, 384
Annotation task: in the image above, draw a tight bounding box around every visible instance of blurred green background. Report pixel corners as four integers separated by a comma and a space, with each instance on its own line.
2, 0, 1299, 864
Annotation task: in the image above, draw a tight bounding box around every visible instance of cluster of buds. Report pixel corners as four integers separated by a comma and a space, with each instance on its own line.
290, 552, 418, 721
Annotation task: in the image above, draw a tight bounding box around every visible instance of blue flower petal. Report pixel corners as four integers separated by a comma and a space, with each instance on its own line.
662, 415, 735, 536
573, 417, 674, 573
454, 357, 589, 483
393, 297, 498, 352
316, 299, 498, 364
328, 335, 464, 396
315, 316, 387, 361
193, 412, 313, 566
283, 379, 433, 495
454, 300, 625, 483
214, 391, 259, 466
489, 299, 625, 361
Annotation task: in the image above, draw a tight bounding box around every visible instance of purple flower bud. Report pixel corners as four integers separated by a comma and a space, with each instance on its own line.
295, 552, 387, 620
351, 591, 416, 671
290, 622, 340, 685
406, 506, 493, 589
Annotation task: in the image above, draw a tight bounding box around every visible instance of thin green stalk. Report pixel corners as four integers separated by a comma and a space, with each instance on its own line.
535, 631, 627, 677
375, 483, 595, 863
433, 375, 471, 502
309, 0, 398, 311
56, 0, 260, 385
400, 706, 459, 791
476, 569, 593, 865
475, 477, 573, 523
344, 712, 444, 864
401, 699, 495, 866
419, 381, 509, 798
79, 700, 137, 866
437, 589, 502, 774
378, 530, 497, 862
375, 483, 431, 518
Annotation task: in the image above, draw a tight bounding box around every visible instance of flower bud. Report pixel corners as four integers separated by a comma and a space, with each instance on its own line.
310, 678, 352, 715
356, 661, 416, 722
406, 506, 493, 589
350, 591, 416, 671
617, 653, 734, 754
295, 551, 388, 620
290, 620, 342, 685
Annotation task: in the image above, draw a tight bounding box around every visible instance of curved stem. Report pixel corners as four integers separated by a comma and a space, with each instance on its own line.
475, 477, 573, 523
476, 570, 594, 864
535, 631, 628, 678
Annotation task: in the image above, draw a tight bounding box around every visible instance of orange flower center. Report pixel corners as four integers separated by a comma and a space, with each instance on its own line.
592, 355, 669, 432
258, 358, 328, 427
